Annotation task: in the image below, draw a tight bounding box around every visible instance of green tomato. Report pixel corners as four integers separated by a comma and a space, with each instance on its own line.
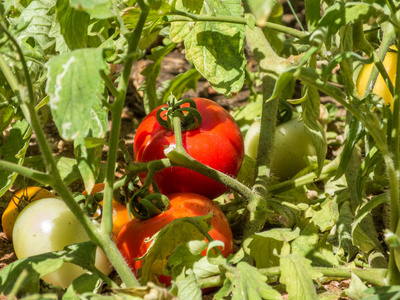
244, 117, 317, 180
12, 197, 112, 289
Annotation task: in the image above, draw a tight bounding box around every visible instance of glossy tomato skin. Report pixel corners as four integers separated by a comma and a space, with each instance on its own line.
116, 193, 233, 284
134, 98, 244, 199
13, 197, 112, 289
83, 183, 131, 240
2, 187, 55, 240
357, 50, 397, 109
245, 117, 317, 180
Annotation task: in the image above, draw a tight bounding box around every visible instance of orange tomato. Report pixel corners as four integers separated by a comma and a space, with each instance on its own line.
83, 183, 131, 240
2, 187, 55, 240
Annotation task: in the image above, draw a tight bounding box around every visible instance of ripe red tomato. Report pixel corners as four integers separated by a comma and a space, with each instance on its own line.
115, 193, 233, 284
82, 183, 131, 240
134, 97, 244, 199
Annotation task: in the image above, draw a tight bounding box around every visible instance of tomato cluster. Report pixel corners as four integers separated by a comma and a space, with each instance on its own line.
2, 97, 239, 290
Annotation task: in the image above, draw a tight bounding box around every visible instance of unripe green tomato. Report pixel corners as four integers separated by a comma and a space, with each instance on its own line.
356, 49, 397, 110
244, 117, 316, 180
12, 197, 112, 289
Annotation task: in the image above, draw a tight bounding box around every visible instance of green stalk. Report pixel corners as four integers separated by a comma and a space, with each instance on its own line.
101, 0, 149, 237
241, 26, 291, 239
166, 11, 307, 39
268, 158, 339, 194
165, 114, 254, 200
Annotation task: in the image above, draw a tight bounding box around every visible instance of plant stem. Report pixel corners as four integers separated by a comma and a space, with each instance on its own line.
166, 11, 307, 39
101, 0, 149, 240
241, 26, 291, 239
268, 158, 339, 194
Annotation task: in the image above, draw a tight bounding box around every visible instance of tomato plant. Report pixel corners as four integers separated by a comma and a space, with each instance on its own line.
244, 116, 317, 180
12, 197, 112, 289
134, 97, 244, 199
82, 183, 131, 240
2, 187, 55, 240
357, 49, 397, 109
116, 193, 233, 284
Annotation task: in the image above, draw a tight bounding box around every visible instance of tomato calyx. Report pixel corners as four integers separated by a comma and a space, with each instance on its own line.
156, 97, 202, 132
276, 100, 293, 125
129, 189, 170, 220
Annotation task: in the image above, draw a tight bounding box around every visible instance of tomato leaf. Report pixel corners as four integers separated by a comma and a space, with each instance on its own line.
64, 273, 101, 298
346, 273, 369, 300
45, 48, 107, 141
140, 43, 177, 114
244, 227, 300, 268
0, 120, 31, 197
74, 100, 107, 194
16, 0, 55, 50
139, 214, 213, 284
56, 0, 90, 50
307, 2, 388, 41
181, 0, 246, 97
214, 262, 282, 300
169, 0, 204, 43
305, 0, 320, 32
291, 222, 339, 267
242, 0, 283, 27
279, 254, 322, 300
336, 200, 358, 261
0, 105, 14, 133
69, 0, 113, 19
157, 68, 201, 105
175, 269, 202, 300
0, 242, 97, 296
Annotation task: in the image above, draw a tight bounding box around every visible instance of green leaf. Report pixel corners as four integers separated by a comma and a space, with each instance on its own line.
157, 68, 201, 105
169, 0, 204, 43
236, 154, 256, 188
167, 244, 220, 281
335, 117, 364, 180
63, 273, 101, 300
336, 201, 358, 261
74, 102, 107, 194
309, 2, 387, 41
242, 0, 283, 27
244, 228, 300, 268
16, 0, 55, 49
0, 105, 14, 132
214, 262, 282, 300
310, 196, 339, 232
176, 269, 202, 300
49, 21, 70, 54
364, 286, 400, 299
0, 119, 31, 197
291, 222, 339, 267
45, 48, 107, 140
346, 273, 369, 300
70, 0, 113, 19
139, 214, 213, 284
0, 242, 97, 296
301, 83, 326, 177
56, 0, 90, 50
140, 43, 177, 114
182, 0, 246, 97
56, 157, 82, 185
280, 254, 322, 300
305, 0, 320, 32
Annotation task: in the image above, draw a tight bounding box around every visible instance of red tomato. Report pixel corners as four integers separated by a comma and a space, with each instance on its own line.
116, 193, 233, 285
82, 183, 131, 240
134, 97, 244, 199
